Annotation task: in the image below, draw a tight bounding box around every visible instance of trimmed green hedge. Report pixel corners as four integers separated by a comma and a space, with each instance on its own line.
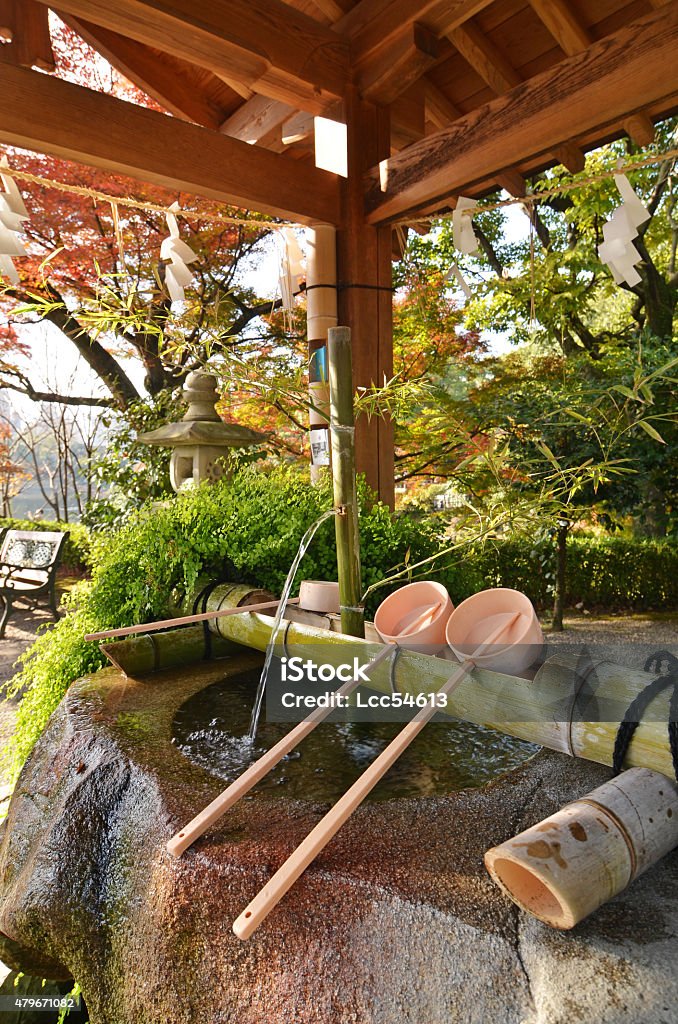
0, 518, 92, 573
445, 536, 678, 612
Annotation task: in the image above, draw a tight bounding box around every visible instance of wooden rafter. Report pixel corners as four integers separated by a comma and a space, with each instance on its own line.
34, 0, 349, 112
528, 0, 655, 148
220, 96, 295, 144
365, 5, 678, 223
0, 62, 340, 223
61, 15, 233, 130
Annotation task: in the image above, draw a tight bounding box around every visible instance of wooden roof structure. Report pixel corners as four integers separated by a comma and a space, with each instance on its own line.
0, 0, 677, 501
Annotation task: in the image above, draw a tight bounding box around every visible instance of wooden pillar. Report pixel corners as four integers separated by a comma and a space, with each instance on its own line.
306, 223, 336, 483
337, 86, 395, 508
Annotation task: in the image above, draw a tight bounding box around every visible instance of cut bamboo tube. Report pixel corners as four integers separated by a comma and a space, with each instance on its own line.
232, 613, 519, 940
485, 767, 678, 928
328, 325, 364, 639
167, 601, 441, 858
194, 600, 677, 781
84, 598, 300, 643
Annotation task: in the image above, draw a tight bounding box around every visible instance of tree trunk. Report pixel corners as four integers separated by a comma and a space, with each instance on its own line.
552, 520, 569, 632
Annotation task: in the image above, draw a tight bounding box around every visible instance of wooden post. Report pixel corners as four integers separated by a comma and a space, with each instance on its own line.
305, 223, 336, 483
337, 86, 395, 508
328, 325, 364, 638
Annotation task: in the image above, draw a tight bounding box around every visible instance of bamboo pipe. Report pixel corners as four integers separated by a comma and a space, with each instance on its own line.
485, 767, 678, 929
199, 604, 678, 781
166, 601, 442, 858
84, 599, 300, 642
328, 326, 364, 639
232, 613, 519, 940
100, 625, 238, 676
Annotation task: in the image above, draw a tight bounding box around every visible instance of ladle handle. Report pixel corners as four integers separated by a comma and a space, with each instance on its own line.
166, 643, 395, 858
85, 598, 301, 643
232, 612, 520, 940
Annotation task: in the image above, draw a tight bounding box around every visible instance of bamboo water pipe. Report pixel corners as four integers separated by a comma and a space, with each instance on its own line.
328, 326, 364, 639
485, 768, 678, 929
185, 590, 678, 781
232, 613, 521, 939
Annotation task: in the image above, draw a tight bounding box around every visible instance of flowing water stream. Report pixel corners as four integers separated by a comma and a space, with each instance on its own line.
247, 507, 339, 742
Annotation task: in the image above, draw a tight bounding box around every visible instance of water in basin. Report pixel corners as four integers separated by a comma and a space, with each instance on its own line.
173, 668, 538, 803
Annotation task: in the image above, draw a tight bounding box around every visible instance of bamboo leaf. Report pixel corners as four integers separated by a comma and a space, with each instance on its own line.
637, 419, 666, 444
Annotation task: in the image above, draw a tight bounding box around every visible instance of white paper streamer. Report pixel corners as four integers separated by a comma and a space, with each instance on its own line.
282, 227, 305, 281
161, 201, 198, 304
453, 196, 479, 255
597, 174, 650, 287
446, 262, 472, 298
0, 158, 29, 284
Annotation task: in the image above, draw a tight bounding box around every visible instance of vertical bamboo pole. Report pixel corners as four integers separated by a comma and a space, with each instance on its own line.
306, 224, 337, 484
328, 326, 364, 638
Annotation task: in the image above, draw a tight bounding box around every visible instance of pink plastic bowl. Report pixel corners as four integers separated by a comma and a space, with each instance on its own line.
374, 580, 453, 650
445, 587, 544, 675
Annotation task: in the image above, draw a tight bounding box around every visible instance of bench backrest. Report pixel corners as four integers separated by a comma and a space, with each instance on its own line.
0, 530, 67, 573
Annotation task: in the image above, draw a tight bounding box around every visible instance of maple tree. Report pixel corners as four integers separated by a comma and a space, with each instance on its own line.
0, 18, 282, 414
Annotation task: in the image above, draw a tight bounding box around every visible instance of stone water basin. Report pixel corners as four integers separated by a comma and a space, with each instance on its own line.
1, 646, 677, 1024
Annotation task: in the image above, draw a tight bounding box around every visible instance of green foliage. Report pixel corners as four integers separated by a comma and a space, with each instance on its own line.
82, 393, 181, 531
0, 517, 91, 571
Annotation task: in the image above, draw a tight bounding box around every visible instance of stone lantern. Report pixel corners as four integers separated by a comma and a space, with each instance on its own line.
138, 371, 267, 492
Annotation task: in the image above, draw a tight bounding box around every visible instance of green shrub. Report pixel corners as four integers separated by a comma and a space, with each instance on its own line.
0, 518, 92, 572
442, 535, 678, 611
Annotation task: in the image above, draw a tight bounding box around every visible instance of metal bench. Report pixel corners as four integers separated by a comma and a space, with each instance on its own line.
0, 529, 68, 638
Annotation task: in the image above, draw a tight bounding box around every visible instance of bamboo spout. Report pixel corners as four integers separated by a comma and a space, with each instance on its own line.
485, 767, 678, 928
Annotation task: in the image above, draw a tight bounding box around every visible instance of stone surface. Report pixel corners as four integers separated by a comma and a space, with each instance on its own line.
0, 651, 677, 1024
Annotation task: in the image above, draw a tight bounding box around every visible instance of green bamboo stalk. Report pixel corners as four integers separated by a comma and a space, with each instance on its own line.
101, 625, 239, 676
328, 326, 364, 638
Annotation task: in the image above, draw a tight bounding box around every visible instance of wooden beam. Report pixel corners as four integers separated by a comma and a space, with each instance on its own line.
0, 62, 340, 224
448, 18, 586, 173
365, 5, 678, 223
35, 0, 349, 111
496, 171, 527, 198
0, 0, 54, 70
528, 0, 655, 148
63, 15, 228, 130
358, 22, 439, 105
220, 95, 294, 143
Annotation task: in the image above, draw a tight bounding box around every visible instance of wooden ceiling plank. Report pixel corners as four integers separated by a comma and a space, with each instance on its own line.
0, 0, 54, 70
33, 0, 349, 107
0, 62, 340, 223
358, 22, 440, 105
342, 0, 495, 65
62, 15, 228, 130
424, 80, 462, 128
528, 0, 655, 148
220, 95, 295, 143
365, 5, 678, 223
448, 16, 587, 174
